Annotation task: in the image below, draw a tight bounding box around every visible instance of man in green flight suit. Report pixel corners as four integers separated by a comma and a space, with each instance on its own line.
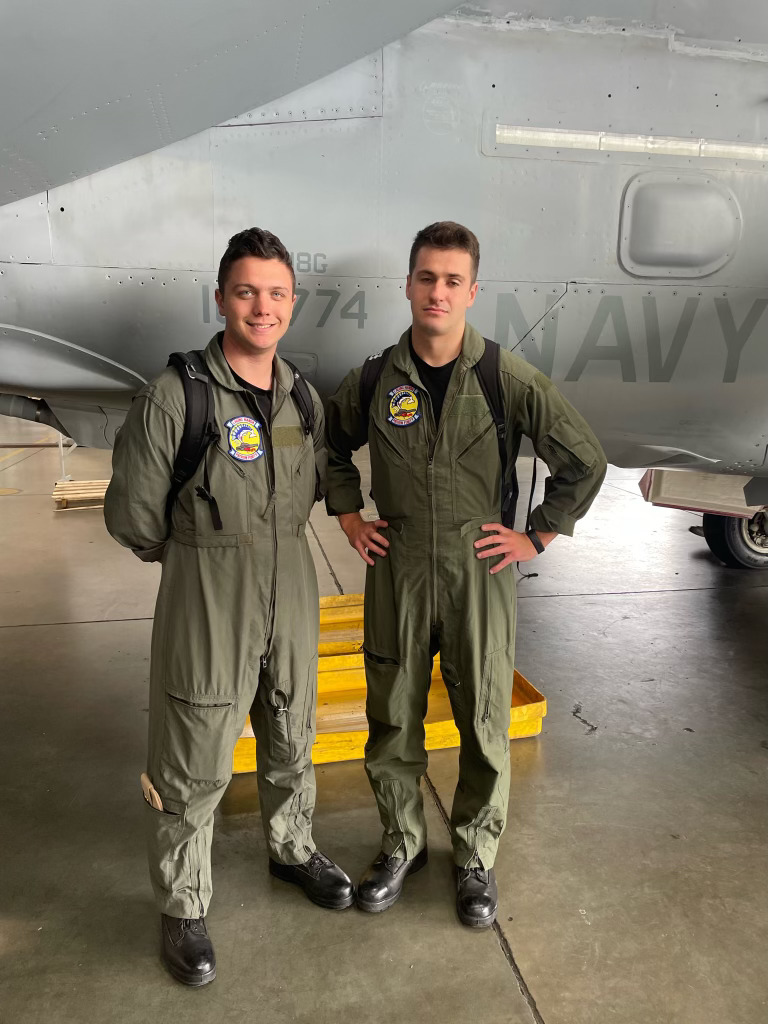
105, 228, 353, 987
325, 221, 607, 928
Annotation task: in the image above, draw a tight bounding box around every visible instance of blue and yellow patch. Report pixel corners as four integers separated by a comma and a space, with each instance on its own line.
225, 416, 264, 461
387, 385, 421, 427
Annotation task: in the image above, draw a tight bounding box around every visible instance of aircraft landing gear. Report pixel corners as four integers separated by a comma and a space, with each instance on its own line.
702, 511, 768, 569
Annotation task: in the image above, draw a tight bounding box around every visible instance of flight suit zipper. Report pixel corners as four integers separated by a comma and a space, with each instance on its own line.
425, 366, 466, 629
482, 692, 491, 724
242, 391, 278, 667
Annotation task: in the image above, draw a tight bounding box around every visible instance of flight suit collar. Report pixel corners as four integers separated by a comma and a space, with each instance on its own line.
203, 332, 296, 408
391, 322, 486, 382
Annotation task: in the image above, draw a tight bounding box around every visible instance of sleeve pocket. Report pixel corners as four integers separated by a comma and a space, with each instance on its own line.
538, 426, 597, 482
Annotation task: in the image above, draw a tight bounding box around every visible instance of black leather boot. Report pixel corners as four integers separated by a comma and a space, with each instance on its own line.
456, 865, 498, 928
269, 851, 355, 909
161, 915, 216, 986
356, 847, 428, 913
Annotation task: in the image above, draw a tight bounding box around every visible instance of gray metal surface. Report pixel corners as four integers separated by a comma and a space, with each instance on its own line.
1, 5, 767, 480
0, 0, 456, 204
222, 52, 383, 126
466, 0, 768, 51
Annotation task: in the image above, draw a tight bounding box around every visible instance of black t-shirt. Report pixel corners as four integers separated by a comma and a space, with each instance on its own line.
409, 341, 458, 425
230, 367, 272, 426
219, 337, 272, 424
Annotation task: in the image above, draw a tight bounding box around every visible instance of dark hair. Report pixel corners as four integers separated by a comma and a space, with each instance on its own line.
408, 221, 480, 283
217, 227, 295, 293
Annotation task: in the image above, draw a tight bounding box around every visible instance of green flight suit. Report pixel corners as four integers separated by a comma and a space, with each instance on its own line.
325, 325, 606, 869
105, 334, 327, 919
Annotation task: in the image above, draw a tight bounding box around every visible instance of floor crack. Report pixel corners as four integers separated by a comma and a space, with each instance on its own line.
423, 771, 547, 1024
572, 702, 598, 734
307, 520, 344, 595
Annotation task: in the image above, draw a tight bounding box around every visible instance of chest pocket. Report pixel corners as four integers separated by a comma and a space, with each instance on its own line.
368, 419, 413, 520
173, 444, 250, 544
270, 423, 316, 528
451, 418, 501, 524
291, 435, 317, 526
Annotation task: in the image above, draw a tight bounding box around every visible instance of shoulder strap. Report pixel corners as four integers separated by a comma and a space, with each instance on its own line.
359, 345, 395, 423
282, 359, 315, 436
475, 338, 518, 529
166, 350, 221, 524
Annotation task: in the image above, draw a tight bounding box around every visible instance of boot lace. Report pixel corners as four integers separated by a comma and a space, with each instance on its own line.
304, 851, 332, 877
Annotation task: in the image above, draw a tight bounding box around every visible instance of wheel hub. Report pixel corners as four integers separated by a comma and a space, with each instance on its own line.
741, 511, 768, 554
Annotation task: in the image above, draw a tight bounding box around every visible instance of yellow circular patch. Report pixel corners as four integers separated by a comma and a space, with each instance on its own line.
225, 416, 264, 461
387, 385, 421, 427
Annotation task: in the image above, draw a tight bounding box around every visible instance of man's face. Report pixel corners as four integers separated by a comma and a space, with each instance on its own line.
406, 246, 478, 339
215, 256, 296, 354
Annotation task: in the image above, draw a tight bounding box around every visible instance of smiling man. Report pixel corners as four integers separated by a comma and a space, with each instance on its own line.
325, 221, 606, 928
105, 228, 352, 987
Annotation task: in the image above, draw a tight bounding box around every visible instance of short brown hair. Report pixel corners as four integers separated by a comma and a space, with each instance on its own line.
408, 221, 480, 283
217, 227, 295, 293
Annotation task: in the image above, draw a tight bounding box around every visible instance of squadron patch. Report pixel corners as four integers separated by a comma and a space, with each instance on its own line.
387, 385, 421, 427
225, 416, 264, 461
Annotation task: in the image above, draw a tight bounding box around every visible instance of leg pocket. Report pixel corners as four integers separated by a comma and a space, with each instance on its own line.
162, 690, 238, 782
266, 687, 296, 763
362, 522, 403, 661
439, 659, 466, 726
475, 646, 515, 734
302, 654, 319, 739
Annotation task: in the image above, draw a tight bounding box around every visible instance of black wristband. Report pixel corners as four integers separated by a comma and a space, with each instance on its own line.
526, 528, 545, 555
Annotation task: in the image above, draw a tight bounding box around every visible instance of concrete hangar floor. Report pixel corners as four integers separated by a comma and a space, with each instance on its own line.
1, 414, 766, 1024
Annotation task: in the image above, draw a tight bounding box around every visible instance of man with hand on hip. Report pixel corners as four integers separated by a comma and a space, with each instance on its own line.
325, 221, 606, 928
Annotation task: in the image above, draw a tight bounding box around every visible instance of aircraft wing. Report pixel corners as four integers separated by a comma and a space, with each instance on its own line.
0, 0, 457, 206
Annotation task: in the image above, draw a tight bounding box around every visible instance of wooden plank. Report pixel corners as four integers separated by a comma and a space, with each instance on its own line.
52, 479, 109, 511
231, 590, 546, 773
319, 605, 364, 628
319, 594, 367, 609
234, 712, 543, 773
234, 667, 546, 771
318, 638, 364, 657
53, 480, 110, 492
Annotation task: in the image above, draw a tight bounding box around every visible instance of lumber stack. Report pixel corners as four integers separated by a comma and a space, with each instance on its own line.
52, 479, 109, 511
233, 594, 546, 772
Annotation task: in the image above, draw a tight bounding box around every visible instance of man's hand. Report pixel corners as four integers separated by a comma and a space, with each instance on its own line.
474, 524, 556, 574
338, 512, 390, 566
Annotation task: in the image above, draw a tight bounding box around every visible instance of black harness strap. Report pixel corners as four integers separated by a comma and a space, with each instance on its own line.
283, 359, 315, 436
283, 358, 321, 498
195, 457, 223, 531
475, 338, 519, 529
166, 351, 221, 527
359, 345, 395, 425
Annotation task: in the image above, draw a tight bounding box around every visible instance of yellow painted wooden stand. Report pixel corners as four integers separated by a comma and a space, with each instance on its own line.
233, 594, 546, 773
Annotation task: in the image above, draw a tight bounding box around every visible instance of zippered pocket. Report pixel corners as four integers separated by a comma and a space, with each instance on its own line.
454, 420, 494, 462
475, 647, 514, 732
371, 420, 409, 464
368, 420, 413, 518
215, 443, 247, 477
440, 659, 465, 724
291, 437, 316, 526
451, 421, 501, 523
302, 655, 319, 737
162, 690, 237, 782
267, 688, 295, 763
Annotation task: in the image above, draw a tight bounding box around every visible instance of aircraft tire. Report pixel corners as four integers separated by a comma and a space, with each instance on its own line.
702, 512, 768, 570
